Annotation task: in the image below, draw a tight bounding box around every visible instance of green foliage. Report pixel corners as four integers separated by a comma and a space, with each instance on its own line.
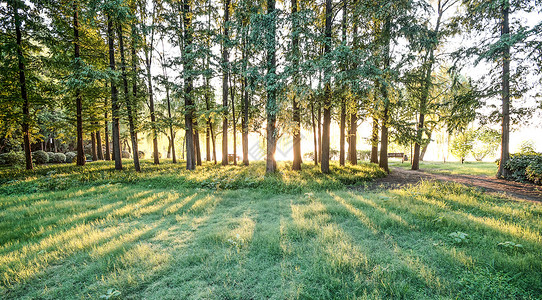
449, 231, 469, 244
0, 151, 25, 166
504, 153, 542, 184
32, 150, 49, 165
65, 152, 76, 163
518, 140, 536, 155
471, 128, 500, 161
450, 130, 475, 162
49, 153, 66, 163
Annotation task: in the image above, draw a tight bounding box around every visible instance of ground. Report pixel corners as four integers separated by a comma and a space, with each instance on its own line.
0, 161, 541, 299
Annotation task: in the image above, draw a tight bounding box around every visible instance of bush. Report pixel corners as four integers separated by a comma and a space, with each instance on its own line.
65, 152, 77, 163
138, 151, 145, 159
122, 151, 131, 158
151, 151, 161, 159
50, 153, 66, 163
0, 151, 25, 166
85, 154, 92, 161
357, 150, 372, 161
504, 153, 542, 184
47, 152, 55, 159
32, 150, 49, 164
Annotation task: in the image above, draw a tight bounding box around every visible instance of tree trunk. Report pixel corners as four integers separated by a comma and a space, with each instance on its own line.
230, 76, 237, 165
12, 0, 32, 170
317, 104, 322, 163
167, 137, 172, 158
265, 0, 277, 173
104, 94, 111, 161
242, 76, 249, 166
183, 0, 196, 170
107, 14, 122, 170
117, 23, 140, 172
291, 0, 301, 171
194, 125, 202, 166
96, 124, 104, 160
338, 0, 347, 167
221, 0, 230, 166
348, 109, 357, 165
146, 44, 159, 164
311, 103, 318, 165
321, 0, 332, 174
74, 2, 85, 166
497, 0, 510, 178
91, 131, 98, 161
378, 19, 391, 174
206, 124, 211, 161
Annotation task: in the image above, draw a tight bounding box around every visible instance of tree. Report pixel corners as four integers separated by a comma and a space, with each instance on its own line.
265, 0, 277, 173
450, 129, 475, 163
221, 0, 230, 166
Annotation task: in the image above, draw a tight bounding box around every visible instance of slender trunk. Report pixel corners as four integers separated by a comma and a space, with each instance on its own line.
96, 124, 104, 160
146, 47, 159, 164
317, 104, 322, 163
221, 0, 230, 166
291, 0, 302, 170
167, 137, 172, 158
74, 2, 85, 166
348, 108, 357, 165
211, 122, 217, 164
311, 103, 318, 165
204, 82, 213, 164
206, 124, 211, 161
183, 0, 195, 170
91, 131, 98, 161
194, 124, 202, 166
117, 23, 140, 172
339, 101, 346, 166
265, 0, 277, 173
165, 77, 176, 163
104, 91, 111, 161
338, 0, 347, 167
497, 0, 510, 178
12, 0, 32, 169
378, 19, 391, 173
230, 76, 237, 165
242, 75, 249, 166
107, 15, 122, 170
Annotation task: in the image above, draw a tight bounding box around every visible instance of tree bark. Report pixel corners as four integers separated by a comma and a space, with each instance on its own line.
317, 104, 322, 163
117, 23, 140, 172
107, 14, 122, 170
96, 124, 104, 160
348, 109, 357, 165
378, 18, 391, 174
321, 0, 332, 174
230, 76, 237, 165
265, 0, 277, 173
497, 0, 510, 178
146, 34, 159, 165
12, 0, 32, 170
311, 103, 318, 165
338, 0, 347, 167
91, 131, 98, 161
370, 116, 379, 163
291, 0, 302, 171
194, 125, 202, 166
183, 0, 196, 170
74, 2, 85, 166
221, 0, 230, 166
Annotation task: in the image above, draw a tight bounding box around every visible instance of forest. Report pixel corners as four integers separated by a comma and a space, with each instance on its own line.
1, 0, 539, 176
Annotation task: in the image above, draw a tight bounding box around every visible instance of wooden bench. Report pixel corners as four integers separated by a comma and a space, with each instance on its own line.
388, 152, 408, 163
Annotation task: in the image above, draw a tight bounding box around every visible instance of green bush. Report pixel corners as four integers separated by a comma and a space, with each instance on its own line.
138, 151, 145, 159
0, 151, 25, 166
32, 150, 49, 164
65, 152, 77, 163
50, 153, 66, 163
504, 153, 542, 184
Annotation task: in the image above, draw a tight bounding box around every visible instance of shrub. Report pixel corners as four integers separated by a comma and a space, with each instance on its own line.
0, 151, 25, 166
50, 153, 66, 163
47, 152, 55, 159
138, 151, 145, 159
65, 152, 77, 163
504, 153, 542, 184
151, 151, 161, 159
122, 151, 131, 158
85, 154, 92, 161
32, 150, 49, 164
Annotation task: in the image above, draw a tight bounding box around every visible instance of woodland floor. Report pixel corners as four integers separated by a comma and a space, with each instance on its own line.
1, 161, 541, 299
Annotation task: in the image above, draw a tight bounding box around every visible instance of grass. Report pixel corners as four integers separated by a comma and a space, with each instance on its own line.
1, 160, 541, 299
389, 160, 498, 177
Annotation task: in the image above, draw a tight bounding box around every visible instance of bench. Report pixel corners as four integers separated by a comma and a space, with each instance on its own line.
387, 152, 408, 163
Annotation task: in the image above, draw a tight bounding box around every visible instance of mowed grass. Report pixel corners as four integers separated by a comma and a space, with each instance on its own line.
390, 160, 498, 177
1, 161, 541, 299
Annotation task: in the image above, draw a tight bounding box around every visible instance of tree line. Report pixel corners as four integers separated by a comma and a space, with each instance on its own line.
1, 0, 540, 176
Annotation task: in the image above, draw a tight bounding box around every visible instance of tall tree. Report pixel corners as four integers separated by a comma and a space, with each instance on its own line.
291, 0, 302, 170
221, 0, 230, 166
73, 1, 85, 166
107, 13, 122, 170
183, 0, 196, 170
320, 0, 332, 174
265, 0, 277, 173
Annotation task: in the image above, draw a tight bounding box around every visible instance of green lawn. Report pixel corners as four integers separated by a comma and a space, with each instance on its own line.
390, 160, 498, 177
1, 161, 541, 299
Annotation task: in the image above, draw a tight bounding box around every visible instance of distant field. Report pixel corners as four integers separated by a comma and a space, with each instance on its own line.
1, 161, 541, 299
390, 161, 498, 177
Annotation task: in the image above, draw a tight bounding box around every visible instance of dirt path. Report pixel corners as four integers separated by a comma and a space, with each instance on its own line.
369, 167, 542, 202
